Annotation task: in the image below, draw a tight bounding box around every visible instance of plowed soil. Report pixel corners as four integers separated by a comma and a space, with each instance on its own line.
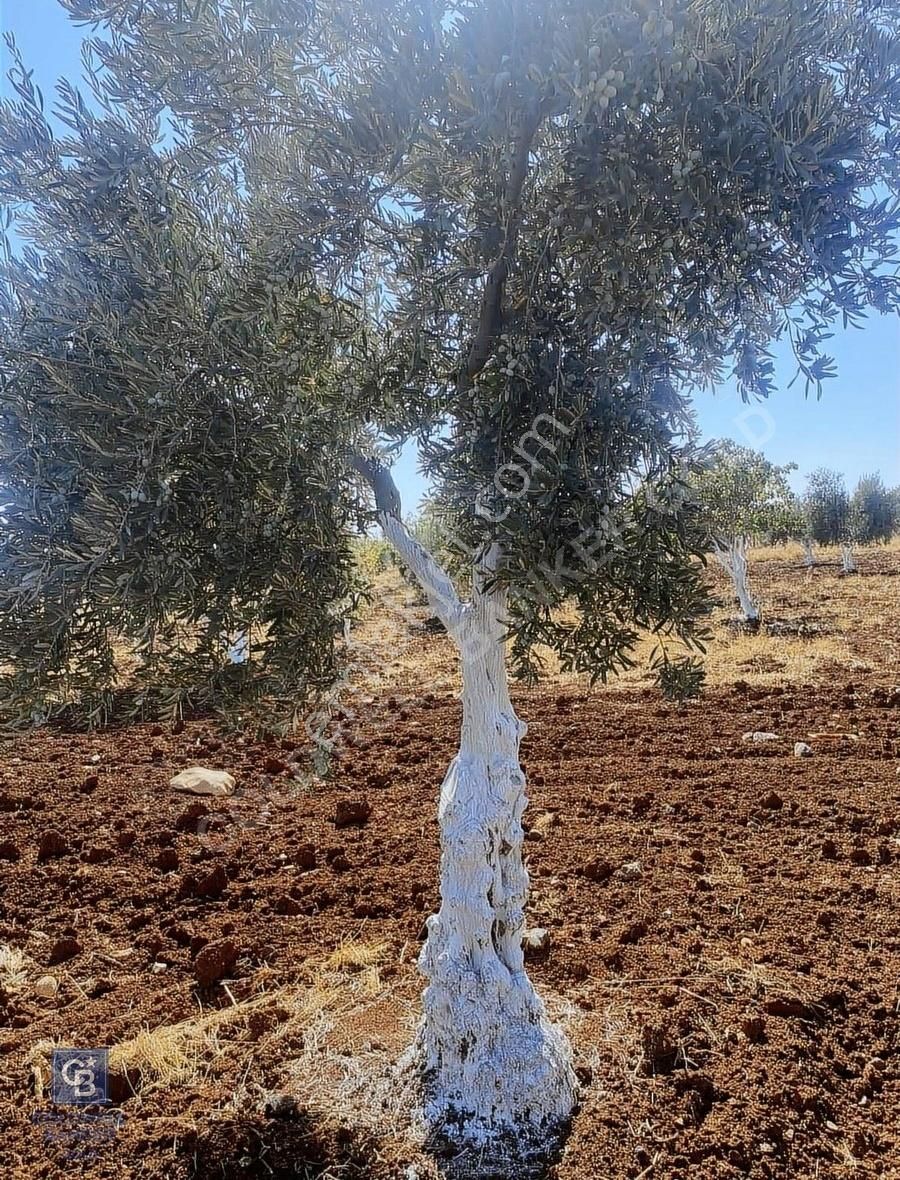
0, 549, 898, 1179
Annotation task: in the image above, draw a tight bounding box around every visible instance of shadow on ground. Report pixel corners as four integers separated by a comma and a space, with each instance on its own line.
178, 1107, 380, 1179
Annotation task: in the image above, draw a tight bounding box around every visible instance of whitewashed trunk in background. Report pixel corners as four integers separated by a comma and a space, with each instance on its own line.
840, 543, 857, 573
417, 574, 576, 1142
376, 515, 576, 1145
713, 538, 759, 621
802, 537, 814, 567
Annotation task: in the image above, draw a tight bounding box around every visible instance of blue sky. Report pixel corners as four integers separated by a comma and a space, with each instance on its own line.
4, 0, 899, 510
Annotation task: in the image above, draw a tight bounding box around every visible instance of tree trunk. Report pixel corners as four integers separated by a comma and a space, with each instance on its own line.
713, 539, 759, 622
802, 537, 814, 568
364, 485, 576, 1148
840, 543, 857, 573
416, 570, 577, 1144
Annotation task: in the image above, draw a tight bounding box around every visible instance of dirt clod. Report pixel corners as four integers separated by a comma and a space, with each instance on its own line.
192, 938, 239, 986
37, 830, 69, 861
334, 798, 371, 827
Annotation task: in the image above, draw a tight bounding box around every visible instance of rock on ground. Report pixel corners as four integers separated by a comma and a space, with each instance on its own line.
170, 767, 235, 797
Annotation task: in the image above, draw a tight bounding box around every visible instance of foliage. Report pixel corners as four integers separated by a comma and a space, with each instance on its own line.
802, 467, 851, 546
651, 646, 706, 701
2, 0, 900, 723
849, 472, 897, 543
691, 441, 801, 547
352, 537, 394, 581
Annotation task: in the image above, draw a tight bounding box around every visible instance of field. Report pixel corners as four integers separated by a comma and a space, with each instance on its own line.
0, 544, 898, 1179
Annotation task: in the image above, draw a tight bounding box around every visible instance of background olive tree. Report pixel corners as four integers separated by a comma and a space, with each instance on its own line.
850, 471, 898, 547
803, 467, 857, 571
3, 0, 900, 1158
692, 441, 801, 621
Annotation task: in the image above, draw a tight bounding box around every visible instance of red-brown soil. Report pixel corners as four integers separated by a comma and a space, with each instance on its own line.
1, 673, 898, 1178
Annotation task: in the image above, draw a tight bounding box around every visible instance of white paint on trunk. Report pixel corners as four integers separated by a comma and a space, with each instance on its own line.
802, 537, 814, 568
416, 567, 577, 1142
840, 543, 857, 573
712, 537, 759, 621
376, 519, 576, 1146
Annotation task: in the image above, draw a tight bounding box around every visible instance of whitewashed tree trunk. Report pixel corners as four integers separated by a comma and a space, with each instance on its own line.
376, 510, 577, 1146
712, 537, 759, 622
840, 543, 857, 573
417, 568, 576, 1143
802, 537, 814, 568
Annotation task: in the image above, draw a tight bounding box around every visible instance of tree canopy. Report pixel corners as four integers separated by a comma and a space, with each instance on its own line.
692, 440, 800, 546
850, 471, 898, 543
2, 0, 900, 723
803, 466, 852, 546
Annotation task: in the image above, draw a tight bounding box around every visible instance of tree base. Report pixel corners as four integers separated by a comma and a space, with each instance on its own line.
413, 970, 577, 1151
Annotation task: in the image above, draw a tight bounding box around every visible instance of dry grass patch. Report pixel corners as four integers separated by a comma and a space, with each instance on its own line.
0, 945, 33, 994
25, 940, 397, 1105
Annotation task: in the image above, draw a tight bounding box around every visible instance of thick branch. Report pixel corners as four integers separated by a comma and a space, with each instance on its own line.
461, 103, 545, 391
350, 452, 466, 635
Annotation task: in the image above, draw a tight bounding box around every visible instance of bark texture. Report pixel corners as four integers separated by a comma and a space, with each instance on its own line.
416, 566, 577, 1142
372, 500, 576, 1144
840, 543, 857, 573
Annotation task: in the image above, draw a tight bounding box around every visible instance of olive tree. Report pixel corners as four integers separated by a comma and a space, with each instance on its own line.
692, 442, 799, 621
803, 467, 857, 571
850, 471, 898, 545
3, 0, 900, 1156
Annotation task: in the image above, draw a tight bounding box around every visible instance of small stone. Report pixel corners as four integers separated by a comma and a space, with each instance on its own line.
522, 927, 551, 958
334, 798, 371, 828
79, 774, 100, 794
34, 975, 59, 999
170, 767, 235, 797
193, 938, 239, 986
794, 742, 813, 757
89, 753, 102, 765
150, 961, 168, 974
742, 731, 781, 743
619, 860, 643, 881
761, 790, 783, 810
37, 830, 69, 862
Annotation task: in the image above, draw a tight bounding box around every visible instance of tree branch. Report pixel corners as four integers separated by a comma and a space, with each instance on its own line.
349, 451, 466, 635
461, 102, 545, 391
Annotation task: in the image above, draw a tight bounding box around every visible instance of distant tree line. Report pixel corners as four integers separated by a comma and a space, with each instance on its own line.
691, 443, 898, 620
